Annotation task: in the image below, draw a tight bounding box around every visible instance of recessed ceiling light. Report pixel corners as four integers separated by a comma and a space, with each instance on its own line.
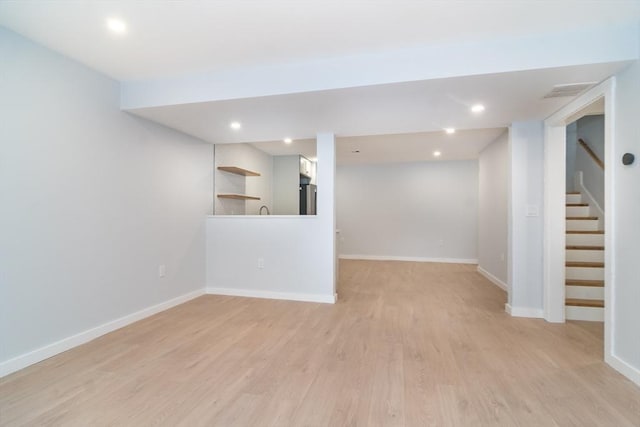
471, 104, 485, 113
230, 121, 242, 130
444, 128, 456, 134
433, 151, 442, 157
284, 138, 293, 144
106, 18, 127, 34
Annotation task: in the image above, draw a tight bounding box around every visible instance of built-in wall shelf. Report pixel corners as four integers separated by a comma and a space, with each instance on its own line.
217, 193, 261, 200
217, 166, 260, 176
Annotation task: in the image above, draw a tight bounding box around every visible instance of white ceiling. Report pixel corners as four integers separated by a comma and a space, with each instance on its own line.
129, 62, 628, 145
566, 98, 606, 124
1, 1, 639, 80
336, 128, 506, 165
1, 1, 637, 164
250, 127, 505, 165
250, 139, 317, 159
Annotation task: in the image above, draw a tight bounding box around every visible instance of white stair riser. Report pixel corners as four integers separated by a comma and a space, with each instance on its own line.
565, 285, 604, 300
566, 219, 599, 231
566, 194, 582, 204
566, 249, 604, 263
565, 306, 604, 322
566, 266, 604, 281
566, 234, 604, 246
566, 206, 590, 217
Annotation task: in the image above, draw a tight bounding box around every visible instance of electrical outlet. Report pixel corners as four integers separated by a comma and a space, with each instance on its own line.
158, 264, 166, 278
500, 253, 505, 262
257, 257, 264, 269
438, 239, 444, 247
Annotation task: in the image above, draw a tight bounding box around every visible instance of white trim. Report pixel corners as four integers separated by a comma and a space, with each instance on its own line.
206, 287, 337, 304
607, 354, 640, 388
505, 304, 544, 318
0, 289, 205, 378
477, 266, 508, 291
338, 255, 478, 264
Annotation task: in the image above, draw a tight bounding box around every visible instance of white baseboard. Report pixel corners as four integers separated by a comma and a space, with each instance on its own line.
505, 304, 544, 318
477, 266, 508, 291
339, 254, 478, 264
0, 289, 205, 378
206, 287, 337, 304
606, 353, 640, 388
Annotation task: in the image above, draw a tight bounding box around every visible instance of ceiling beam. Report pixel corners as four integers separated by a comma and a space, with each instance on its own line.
121, 24, 639, 110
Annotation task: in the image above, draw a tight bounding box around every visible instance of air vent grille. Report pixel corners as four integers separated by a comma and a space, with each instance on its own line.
543, 82, 597, 99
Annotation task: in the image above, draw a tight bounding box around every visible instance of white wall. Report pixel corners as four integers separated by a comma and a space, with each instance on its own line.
508, 122, 544, 316
565, 122, 578, 191
206, 134, 336, 301
478, 131, 509, 286
578, 115, 605, 160
310, 160, 317, 185
612, 60, 640, 382
272, 155, 300, 215
336, 160, 478, 262
214, 143, 273, 215
0, 29, 212, 373
575, 115, 605, 209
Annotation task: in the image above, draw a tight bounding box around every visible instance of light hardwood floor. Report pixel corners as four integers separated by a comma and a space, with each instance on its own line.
1, 260, 639, 426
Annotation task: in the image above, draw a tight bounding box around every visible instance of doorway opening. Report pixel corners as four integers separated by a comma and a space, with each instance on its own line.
564, 100, 605, 323
543, 78, 615, 361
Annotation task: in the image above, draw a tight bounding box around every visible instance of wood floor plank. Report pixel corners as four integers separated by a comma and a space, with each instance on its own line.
1, 260, 639, 426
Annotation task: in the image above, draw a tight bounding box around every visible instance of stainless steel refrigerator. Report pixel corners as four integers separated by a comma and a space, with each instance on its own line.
299, 184, 317, 215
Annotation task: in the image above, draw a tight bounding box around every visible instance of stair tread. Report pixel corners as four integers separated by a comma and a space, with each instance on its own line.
566, 230, 604, 234
566, 298, 604, 308
566, 203, 589, 207
566, 245, 605, 250
566, 216, 599, 220
566, 279, 604, 287
566, 261, 605, 268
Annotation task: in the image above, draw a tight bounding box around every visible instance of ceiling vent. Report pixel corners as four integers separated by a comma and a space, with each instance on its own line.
543, 82, 597, 99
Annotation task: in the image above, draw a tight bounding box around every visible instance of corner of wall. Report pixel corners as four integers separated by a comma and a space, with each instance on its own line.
0, 289, 205, 378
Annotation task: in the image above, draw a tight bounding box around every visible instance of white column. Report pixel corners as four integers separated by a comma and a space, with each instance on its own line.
543, 124, 567, 322
316, 133, 337, 297
508, 121, 545, 318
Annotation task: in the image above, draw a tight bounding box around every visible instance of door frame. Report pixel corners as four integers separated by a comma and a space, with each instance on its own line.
543, 77, 615, 359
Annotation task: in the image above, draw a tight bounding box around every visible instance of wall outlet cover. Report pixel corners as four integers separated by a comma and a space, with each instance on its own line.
526, 205, 539, 217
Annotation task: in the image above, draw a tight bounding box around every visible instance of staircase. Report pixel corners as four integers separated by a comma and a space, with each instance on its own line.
565, 192, 604, 321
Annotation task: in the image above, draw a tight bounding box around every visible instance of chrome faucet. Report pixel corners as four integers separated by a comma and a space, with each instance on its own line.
259, 205, 270, 215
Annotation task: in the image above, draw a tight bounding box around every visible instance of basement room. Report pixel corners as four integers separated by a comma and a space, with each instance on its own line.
1, 1, 640, 425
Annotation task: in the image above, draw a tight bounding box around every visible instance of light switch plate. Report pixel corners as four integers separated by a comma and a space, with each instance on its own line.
526, 205, 539, 217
